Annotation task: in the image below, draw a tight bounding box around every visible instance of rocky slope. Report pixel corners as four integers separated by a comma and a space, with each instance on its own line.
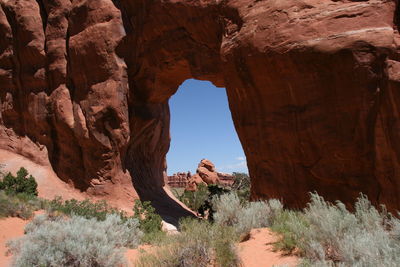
1, 0, 400, 211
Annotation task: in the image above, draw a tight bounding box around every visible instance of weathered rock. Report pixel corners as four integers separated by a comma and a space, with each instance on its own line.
167, 172, 190, 188
167, 160, 233, 190
1, 0, 400, 212
186, 173, 206, 192
197, 159, 220, 185
198, 159, 216, 173
218, 172, 235, 187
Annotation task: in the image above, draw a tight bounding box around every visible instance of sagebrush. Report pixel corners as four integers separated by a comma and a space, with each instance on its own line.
7, 213, 143, 267
272, 193, 400, 266
212, 192, 282, 237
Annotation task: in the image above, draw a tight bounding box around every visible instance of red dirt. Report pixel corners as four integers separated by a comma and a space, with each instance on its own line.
0, 217, 29, 266
238, 228, 299, 267
125, 244, 154, 266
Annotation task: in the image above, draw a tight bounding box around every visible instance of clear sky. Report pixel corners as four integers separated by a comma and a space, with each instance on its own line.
166, 79, 248, 175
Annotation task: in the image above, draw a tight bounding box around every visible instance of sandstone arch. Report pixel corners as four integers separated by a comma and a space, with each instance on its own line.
1, 0, 400, 214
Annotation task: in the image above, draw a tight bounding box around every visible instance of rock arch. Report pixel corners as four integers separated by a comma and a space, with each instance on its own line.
1, 0, 400, 214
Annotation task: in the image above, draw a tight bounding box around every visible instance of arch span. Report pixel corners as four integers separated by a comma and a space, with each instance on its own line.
1, 0, 400, 214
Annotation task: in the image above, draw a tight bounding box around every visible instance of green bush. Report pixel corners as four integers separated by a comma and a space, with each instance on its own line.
0, 191, 42, 219
134, 200, 165, 244
136, 218, 240, 267
7, 213, 143, 267
0, 167, 38, 196
271, 193, 400, 266
46, 197, 127, 221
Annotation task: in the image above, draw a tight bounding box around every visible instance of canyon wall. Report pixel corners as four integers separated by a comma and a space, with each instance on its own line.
1, 0, 400, 212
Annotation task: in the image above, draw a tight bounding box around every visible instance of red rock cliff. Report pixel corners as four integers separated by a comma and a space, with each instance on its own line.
1, 0, 400, 212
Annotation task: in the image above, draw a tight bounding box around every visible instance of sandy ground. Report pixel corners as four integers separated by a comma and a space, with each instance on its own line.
0, 217, 29, 266
238, 228, 298, 267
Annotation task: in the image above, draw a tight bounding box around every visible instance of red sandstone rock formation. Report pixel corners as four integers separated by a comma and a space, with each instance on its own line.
196, 159, 220, 185
167, 172, 191, 188
166, 160, 234, 190
1, 0, 400, 212
218, 172, 235, 187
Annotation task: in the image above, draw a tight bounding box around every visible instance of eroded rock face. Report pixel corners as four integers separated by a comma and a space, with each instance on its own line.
1, 0, 400, 212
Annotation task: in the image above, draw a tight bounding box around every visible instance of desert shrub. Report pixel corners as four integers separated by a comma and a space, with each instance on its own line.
0, 167, 38, 196
136, 218, 239, 267
212, 192, 283, 237
178, 184, 230, 220
0, 191, 42, 219
134, 200, 165, 244
272, 193, 400, 266
270, 210, 308, 253
7, 213, 143, 267
46, 197, 127, 221
179, 184, 210, 212
231, 172, 251, 202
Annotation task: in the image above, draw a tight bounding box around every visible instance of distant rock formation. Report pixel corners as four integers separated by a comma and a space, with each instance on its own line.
167, 159, 234, 191
167, 172, 191, 188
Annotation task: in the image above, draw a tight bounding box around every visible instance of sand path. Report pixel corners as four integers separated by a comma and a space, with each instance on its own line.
238, 228, 298, 267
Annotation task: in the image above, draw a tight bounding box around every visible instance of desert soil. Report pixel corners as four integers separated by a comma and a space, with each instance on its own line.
0, 217, 28, 266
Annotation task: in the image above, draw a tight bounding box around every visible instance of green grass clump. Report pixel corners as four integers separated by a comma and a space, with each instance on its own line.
136, 218, 240, 267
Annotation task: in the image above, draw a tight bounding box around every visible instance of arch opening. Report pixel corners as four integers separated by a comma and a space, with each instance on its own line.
167, 79, 247, 177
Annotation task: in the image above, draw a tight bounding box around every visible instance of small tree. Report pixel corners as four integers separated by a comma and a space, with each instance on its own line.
231, 172, 250, 202
0, 167, 38, 196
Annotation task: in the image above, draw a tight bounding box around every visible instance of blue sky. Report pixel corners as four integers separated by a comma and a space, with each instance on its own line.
166, 79, 248, 175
